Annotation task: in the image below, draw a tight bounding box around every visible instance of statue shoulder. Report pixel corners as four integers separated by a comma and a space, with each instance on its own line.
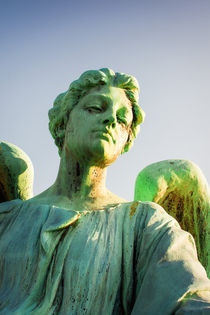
0, 199, 24, 236
120, 200, 181, 251
0, 199, 23, 214
128, 200, 179, 227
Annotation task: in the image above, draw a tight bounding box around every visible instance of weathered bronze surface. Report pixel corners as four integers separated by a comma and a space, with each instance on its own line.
0, 68, 209, 314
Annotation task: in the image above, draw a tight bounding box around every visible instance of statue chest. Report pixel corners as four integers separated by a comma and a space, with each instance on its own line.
0, 208, 129, 314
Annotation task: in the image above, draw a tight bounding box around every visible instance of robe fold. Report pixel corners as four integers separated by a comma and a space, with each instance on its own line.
0, 199, 209, 314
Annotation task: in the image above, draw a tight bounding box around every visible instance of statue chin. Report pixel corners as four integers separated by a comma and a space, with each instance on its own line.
63, 137, 121, 168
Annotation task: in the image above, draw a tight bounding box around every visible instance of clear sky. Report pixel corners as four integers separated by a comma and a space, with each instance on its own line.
0, 0, 210, 200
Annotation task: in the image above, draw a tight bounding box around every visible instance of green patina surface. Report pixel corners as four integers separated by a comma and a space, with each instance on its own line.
134, 159, 210, 277
0, 141, 33, 202
0, 68, 210, 314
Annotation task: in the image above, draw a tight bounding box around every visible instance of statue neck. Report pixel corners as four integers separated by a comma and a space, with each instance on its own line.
31, 147, 128, 210
53, 149, 108, 202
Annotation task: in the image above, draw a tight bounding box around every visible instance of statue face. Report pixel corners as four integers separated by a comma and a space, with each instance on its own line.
63, 85, 133, 166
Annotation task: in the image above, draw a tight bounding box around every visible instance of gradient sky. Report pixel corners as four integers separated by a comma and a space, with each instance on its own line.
0, 0, 210, 200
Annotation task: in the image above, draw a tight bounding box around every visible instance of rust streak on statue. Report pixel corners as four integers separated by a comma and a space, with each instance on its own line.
129, 201, 139, 217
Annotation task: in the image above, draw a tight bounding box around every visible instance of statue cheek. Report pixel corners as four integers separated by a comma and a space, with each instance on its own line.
116, 128, 129, 146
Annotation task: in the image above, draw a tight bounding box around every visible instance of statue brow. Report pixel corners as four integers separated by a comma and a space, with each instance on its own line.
84, 94, 110, 102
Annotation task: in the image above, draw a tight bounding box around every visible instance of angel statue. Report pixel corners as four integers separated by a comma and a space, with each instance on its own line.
0, 68, 210, 315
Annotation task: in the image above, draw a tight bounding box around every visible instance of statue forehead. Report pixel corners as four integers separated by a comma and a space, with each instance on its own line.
79, 85, 131, 107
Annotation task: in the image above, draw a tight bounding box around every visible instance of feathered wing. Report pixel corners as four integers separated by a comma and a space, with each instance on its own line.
0, 141, 34, 202
134, 159, 210, 277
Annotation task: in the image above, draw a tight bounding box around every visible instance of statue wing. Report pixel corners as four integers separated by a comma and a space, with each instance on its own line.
0, 141, 34, 202
134, 159, 210, 277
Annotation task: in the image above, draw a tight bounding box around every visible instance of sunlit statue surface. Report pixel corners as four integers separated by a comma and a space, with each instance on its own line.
135, 159, 210, 277
0, 68, 210, 314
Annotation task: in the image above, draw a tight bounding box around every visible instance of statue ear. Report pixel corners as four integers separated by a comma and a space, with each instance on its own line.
122, 143, 129, 154
54, 122, 66, 156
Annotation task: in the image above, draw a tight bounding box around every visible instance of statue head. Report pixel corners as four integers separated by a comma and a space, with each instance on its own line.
49, 68, 145, 156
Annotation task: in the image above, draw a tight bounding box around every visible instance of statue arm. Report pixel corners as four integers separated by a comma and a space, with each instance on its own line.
131, 206, 210, 315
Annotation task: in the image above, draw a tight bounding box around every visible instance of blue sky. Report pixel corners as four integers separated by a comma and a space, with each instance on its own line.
0, 0, 210, 200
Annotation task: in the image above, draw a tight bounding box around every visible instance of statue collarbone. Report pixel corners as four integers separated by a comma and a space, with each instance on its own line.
31, 189, 128, 212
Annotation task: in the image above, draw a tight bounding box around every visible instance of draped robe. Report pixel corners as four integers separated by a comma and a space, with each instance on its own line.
0, 199, 210, 314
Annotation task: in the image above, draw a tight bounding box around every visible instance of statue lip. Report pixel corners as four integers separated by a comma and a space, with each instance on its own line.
94, 129, 115, 144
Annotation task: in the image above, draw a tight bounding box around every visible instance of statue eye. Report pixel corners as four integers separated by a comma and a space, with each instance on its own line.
86, 106, 102, 113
